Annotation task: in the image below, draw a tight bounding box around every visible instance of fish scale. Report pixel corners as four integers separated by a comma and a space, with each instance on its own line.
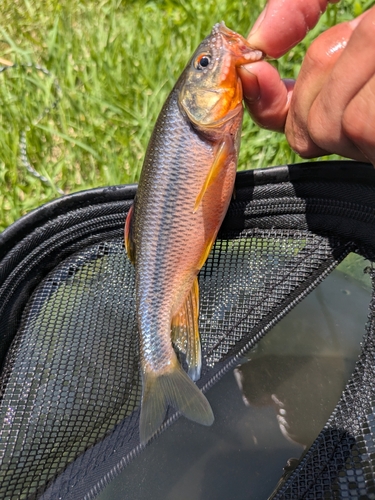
124, 22, 263, 444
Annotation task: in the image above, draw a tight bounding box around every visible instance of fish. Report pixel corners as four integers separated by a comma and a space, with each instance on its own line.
125, 22, 263, 445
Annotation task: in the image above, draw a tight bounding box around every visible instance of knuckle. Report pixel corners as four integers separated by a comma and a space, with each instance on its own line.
305, 34, 333, 70
304, 23, 351, 72
285, 109, 329, 160
342, 98, 375, 164
306, 97, 338, 153
342, 104, 364, 143
285, 124, 314, 158
307, 114, 328, 150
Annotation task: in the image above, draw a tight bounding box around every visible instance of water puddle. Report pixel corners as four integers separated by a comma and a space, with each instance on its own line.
97, 253, 371, 500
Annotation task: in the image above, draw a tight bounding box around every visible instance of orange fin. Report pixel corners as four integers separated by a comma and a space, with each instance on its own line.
193, 135, 234, 213
139, 359, 214, 445
124, 203, 135, 264
171, 277, 201, 381
197, 234, 217, 270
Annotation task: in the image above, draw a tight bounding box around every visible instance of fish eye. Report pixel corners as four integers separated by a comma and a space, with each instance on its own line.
195, 54, 211, 70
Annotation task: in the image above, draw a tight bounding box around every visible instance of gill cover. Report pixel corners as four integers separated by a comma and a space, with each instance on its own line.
178, 22, 263, 128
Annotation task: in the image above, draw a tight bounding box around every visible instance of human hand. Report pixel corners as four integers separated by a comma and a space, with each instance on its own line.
240, 1, 375, 165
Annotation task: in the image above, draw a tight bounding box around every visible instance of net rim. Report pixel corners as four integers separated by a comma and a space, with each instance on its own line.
2, 160, 374, 261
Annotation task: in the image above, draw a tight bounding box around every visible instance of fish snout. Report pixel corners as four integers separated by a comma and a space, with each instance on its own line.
215, 22, 264, 66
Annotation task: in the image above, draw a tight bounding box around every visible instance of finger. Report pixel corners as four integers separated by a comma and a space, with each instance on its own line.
308, 7, 375, 160
239, 61, 294, 132
342, 73, 375, 165
248, 0, 334, 58
284, 21, 354, 158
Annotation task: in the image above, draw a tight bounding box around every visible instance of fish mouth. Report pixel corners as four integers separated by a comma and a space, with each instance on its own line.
213, 22, 264, 66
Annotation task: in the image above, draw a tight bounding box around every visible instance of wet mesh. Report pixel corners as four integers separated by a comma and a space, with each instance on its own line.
1, 161, 375, 499
272, 267, 375, 500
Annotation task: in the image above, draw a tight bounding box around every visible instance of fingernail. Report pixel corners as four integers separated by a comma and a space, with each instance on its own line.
249, 3, 268, 37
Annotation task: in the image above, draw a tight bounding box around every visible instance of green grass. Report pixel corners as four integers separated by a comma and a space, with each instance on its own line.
0, 0, 366, 231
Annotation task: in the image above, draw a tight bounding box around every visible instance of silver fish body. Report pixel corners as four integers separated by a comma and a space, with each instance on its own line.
125, 23, 263, 444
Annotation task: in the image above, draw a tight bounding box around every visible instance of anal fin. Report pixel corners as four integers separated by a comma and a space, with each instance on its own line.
171, 277, 201, 381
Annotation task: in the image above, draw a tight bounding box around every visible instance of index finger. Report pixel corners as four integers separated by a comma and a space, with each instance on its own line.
248, 0, 341, 58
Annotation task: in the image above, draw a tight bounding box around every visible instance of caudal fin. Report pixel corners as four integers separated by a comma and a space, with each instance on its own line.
140, 362, 214, 445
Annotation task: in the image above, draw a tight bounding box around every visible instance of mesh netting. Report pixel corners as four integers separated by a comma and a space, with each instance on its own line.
1, 161, 375, 499
0, 241, 140, 498
272, 267, 375, 500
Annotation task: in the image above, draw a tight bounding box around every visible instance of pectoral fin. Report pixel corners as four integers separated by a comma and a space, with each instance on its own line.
171, 277, 201, 381
193, 135, 234, 213
124, 203, 135, 264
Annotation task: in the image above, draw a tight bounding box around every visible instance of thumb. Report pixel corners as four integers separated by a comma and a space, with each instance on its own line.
248, 0, 335, 58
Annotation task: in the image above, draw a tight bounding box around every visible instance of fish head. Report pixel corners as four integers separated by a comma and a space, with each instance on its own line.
178, 22, 263, 131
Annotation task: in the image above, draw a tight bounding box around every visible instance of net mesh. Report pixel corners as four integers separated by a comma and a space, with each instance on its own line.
273, 267, 375, 500
0, 241, 140, 498
1, 162, 375, 499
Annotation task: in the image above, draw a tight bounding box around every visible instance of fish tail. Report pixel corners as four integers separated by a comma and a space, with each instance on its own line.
140, 360, 214, 445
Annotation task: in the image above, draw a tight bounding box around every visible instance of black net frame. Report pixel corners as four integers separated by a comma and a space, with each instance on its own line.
1, 160, 375, 499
